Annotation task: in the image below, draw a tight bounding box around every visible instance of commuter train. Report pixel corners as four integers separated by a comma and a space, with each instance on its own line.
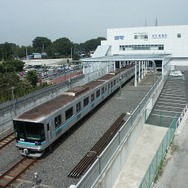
13, 65, 135, 157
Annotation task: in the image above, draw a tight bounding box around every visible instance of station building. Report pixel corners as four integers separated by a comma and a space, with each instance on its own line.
97, 25, 188, 58
82, 25, 188, 77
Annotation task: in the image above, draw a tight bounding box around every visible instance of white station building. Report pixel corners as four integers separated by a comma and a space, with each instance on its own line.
97, 25, 188, 58
82, 25, 188, 78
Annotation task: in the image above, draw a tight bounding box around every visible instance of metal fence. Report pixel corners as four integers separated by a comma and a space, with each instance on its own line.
139, 102, 188, 188
139, 116, 177, 188
75, 73, 164, 188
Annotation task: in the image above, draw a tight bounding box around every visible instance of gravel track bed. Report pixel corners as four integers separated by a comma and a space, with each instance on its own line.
0, 142, 21, 173
1, 75, 154, 188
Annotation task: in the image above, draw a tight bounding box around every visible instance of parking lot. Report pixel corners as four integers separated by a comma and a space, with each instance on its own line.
18, 62, 83, 84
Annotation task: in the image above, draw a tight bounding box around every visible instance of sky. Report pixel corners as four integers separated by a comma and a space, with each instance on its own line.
1, 0, 188, 46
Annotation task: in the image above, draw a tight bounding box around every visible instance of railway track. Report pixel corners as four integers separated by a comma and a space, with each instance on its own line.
0, 157, 37, 187
68, 113, 126, 178
0, 133, 15, 151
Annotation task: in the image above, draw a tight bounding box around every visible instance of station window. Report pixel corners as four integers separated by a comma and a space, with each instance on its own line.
96, 89, 100, 98
55, 115, 62, 128
144, 35, 148, 39
76, 102, 81, 113
65, 107, 73, 120
91, 93, 95, 102
84, 97, 89, 107
159, 45, 164, 50
177, 33, 181, 38
134, 34, 148, 40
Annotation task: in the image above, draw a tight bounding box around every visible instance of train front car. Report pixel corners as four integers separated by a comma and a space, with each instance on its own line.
13, 120, 46, 157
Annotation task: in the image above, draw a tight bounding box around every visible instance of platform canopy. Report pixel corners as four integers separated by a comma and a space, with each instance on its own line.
81, 53, 171, 62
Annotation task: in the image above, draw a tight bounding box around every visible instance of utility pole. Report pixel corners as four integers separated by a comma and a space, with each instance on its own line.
71, 47, 73, 60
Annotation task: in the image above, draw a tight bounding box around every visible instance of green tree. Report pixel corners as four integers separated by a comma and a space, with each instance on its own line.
2, 60, 24, 73
0, 72, 20, 102
17, 79, 33, 96
32, 37, 52, 53
17, 45, 34, 59
26, 70, 38, 87
51, 37, 73, 58
83, 37, 106, 54
0, 42, 19, 61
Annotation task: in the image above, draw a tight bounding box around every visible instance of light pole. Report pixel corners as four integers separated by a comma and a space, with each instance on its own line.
70, 47, 73, 60
11, 86, 15, 100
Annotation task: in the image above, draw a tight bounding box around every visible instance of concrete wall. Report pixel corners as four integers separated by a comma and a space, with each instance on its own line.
0, 74, 84, 131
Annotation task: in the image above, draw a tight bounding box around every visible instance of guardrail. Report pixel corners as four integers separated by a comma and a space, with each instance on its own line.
74, 73, 164, 188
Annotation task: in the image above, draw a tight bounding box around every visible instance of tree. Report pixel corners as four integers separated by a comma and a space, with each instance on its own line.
0, 42, 19, 61
51, 37, 73, 58
26, 71, 38, 87
83, 37, 106, 54
17, 45, 34, 59
0, 72, 20, 102
0, 60, 24, 74
32, 37, 52, 53
2, 60, 24, 73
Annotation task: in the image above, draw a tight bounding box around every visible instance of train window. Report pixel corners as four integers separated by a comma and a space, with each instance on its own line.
47, 123, 50, 131
84, 97, 89, 107
96, 89, 100, 98
76, 102, 81, 112
55, 115, 62, 128
91, 93, 95, 102
102, 87, 105, 94
65, 107, 73, 120
111, 82, 113, 87
114, 80, 116, 85
108, 83, 110, 89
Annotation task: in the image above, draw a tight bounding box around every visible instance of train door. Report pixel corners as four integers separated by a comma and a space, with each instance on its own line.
47, 122, 52, 142
108, 83, 110, 95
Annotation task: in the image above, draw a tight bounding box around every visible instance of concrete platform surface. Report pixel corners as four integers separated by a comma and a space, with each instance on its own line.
113, 124, 168, 188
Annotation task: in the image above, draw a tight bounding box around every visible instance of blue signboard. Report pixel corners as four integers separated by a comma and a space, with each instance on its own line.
114, 36, 124, 40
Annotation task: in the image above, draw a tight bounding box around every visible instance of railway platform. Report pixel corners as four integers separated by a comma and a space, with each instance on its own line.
113, 124, 168, 188
113, 111, 188, 188
113, 72, 188, 188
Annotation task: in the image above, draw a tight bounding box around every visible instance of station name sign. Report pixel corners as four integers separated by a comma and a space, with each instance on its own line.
114, 35, 124, 40
152, 34, 167, 39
